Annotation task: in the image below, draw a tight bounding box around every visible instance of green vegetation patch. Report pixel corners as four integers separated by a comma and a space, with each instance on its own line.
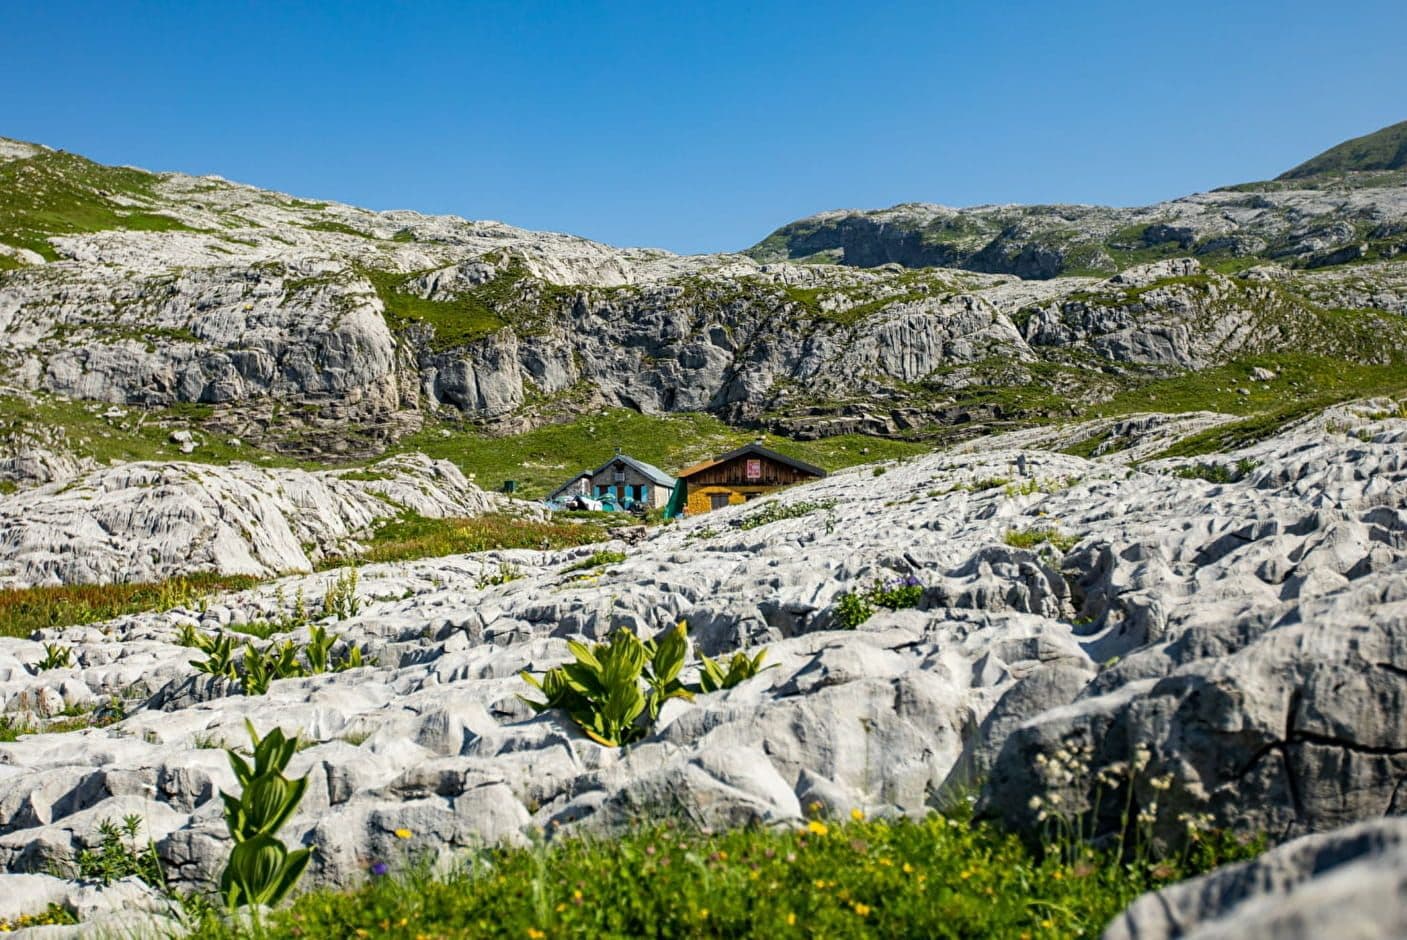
396, 408, 926, 500
187, 807, 1258, 939
318, 512, 608, 568
0, 394, 309, 469
0, 573, 260, 638
0, 149, 195, 259
367, 261, 574, 350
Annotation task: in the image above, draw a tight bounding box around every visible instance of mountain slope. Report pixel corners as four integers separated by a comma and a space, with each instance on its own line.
747, 121, 1407, 277
2, 131, 1407, 487
1278, 119, 1407, 180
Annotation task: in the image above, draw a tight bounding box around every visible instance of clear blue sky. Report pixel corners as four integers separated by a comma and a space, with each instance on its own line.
4, 1, 1405, 254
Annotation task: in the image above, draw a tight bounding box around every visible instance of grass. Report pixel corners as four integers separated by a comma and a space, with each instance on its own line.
0, 394, 309, 469
317, 512, 609, 568
0, 148, 194, 259
563, 550, 628, 573
189, 807, 1259, 939
395, 408, 927, 499
0, 573, 261, 638
1003, 528, 1081, 553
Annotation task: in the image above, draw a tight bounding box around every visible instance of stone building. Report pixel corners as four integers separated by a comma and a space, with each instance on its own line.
548, 451, 676, 511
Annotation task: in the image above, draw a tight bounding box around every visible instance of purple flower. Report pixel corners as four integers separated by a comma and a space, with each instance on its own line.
370, 861, 389, 877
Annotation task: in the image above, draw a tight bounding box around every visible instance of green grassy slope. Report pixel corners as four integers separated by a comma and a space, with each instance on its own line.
1278, 119, 1407, 179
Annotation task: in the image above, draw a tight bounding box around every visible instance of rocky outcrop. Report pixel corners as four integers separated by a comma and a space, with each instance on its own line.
1, 404, 1404, 916
0, 454, 498, 587
4, 138, 1407, 460
1106, 818, 1407, 939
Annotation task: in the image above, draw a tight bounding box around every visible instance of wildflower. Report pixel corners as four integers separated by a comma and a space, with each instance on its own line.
786, 913, 796, 926
1150, 773, 1174, 791
851, 807, 865, 822
807, 820, 830, 837
1040, 919, 1054, 929
902, 862, 914, 874
527, 930, 545, 940
1028, 796, 1043, 810
699, 909, 709, 920
370, 861, 388, 877
853, 903, 871, 916
393, 828, 413, 839
959, 869, 972, 880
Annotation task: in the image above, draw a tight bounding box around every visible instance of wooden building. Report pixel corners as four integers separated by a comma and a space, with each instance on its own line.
675, 442, 826, 515
548, 451, 676, 511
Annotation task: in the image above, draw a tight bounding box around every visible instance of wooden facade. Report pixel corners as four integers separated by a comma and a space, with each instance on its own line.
677, 443, 826, 515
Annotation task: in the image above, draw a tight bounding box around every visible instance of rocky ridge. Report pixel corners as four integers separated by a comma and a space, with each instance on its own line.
3, 134, 1407, 467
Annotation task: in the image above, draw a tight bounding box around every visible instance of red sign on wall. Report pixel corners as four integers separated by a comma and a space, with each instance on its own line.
746, 459, 762, 481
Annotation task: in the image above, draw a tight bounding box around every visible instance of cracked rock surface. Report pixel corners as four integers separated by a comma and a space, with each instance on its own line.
1, 402, 1404, 926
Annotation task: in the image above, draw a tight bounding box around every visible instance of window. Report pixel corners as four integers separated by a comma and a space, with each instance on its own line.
709, 493, 731, 511
613, 464, 626, 482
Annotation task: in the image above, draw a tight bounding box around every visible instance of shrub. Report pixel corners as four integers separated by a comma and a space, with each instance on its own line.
322, 569, 360, 620
219, 721, 312, 909
521, 624, 692, 746
75, 814, 165, 890
697, 648, 771, 693
563, 550, 628, 574
833, 575, 925, 628
188, 625, 368, 694
1171, 457, 1260, 484
34, 642, 73, 671
476, 562, 523, 588
738, 500, 837, 531
1003, 528, 1081, 553
521, 623, 770, 746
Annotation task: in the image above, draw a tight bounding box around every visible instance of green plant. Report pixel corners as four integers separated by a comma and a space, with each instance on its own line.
834, 590, 875, 629
833, 575, 925, 628
240, 642, 273, 696
332, 643, 366, 672
521, 623, 697, 747
476, 562, 523, 589
0, 904, 78, 931
563, 550, 628, 574
192, 632, 239, 680
697, 648, 771, 693
75, 814, 165, 890
322, 569, 360, 620
34, 642, 73, 671
219, 721, 312, 909
304, 624, 336, 675
1003, 528, 1081, 553
1170, 458, 1260, 484
738, 499, 838, 531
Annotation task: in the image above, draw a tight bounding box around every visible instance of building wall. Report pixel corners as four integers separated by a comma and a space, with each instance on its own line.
685, 454, 819, 488
587, 463, 672, 508
684, 483, 779, 515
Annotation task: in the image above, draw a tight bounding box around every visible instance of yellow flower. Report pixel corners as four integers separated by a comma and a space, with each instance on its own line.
853, 903, 871, 917
699, 909, 710, 920
393, 828, 413, 839
959, 869, 972, 880
527, 930, 546, 940
1041, 919, 1055, 929
850, 808, 865, 822
814, 878, 827, 890
573, 889, 583, 901
786, 913, 796, 926
807, 820, 830, 837
902, 862, 915, 874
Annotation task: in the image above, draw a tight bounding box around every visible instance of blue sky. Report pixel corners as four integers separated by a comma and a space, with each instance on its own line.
4, 1, 1405, 253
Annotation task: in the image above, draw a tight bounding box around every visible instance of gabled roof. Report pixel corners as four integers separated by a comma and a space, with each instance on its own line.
589, 453, 676, 488
678, 442, 826, 479
546, 471, 592, 501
